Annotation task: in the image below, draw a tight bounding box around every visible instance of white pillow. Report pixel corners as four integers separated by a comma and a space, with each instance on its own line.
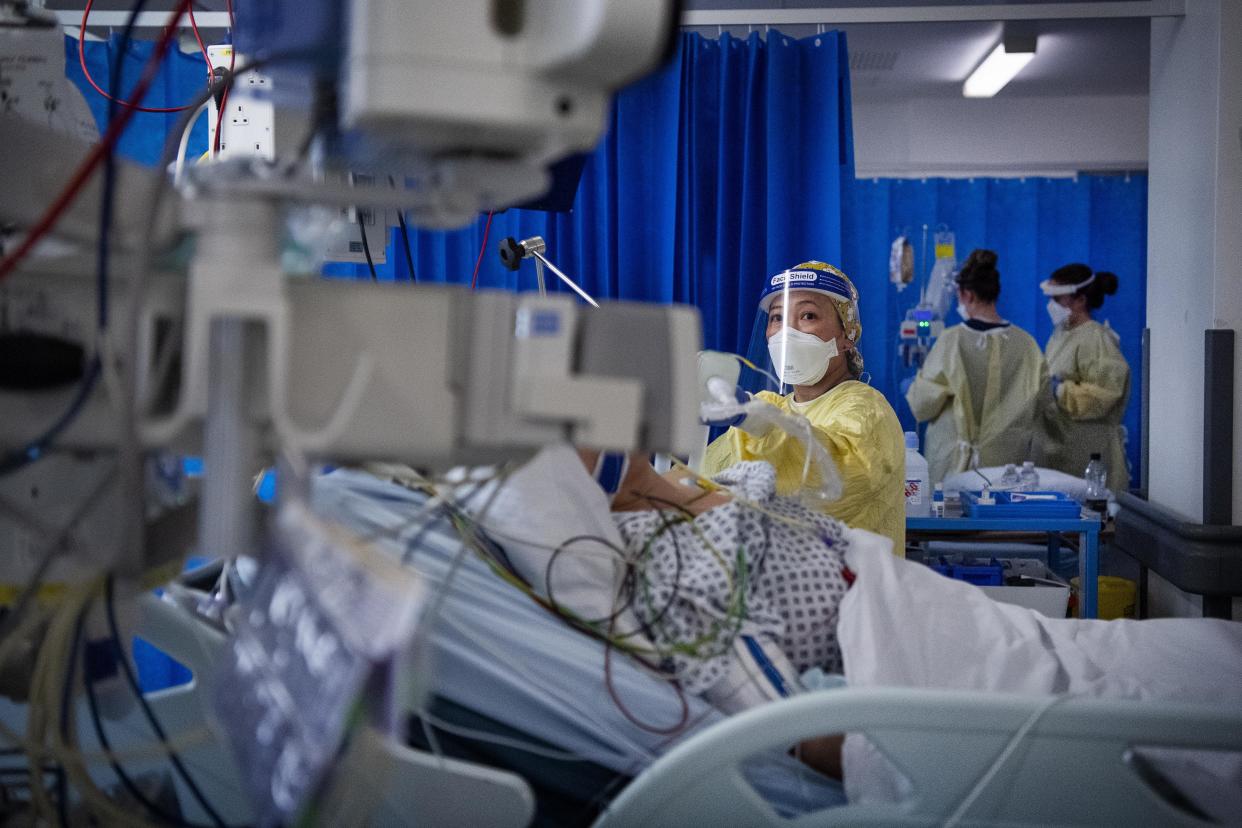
941, 465, 1088, 500
444, 444, 630, 629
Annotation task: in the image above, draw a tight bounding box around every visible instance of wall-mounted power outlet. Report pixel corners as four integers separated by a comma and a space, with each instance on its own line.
206, 45, 275, 162
324, 172, 390, 265
202, 51, 389, 267
323, 205, 391, 266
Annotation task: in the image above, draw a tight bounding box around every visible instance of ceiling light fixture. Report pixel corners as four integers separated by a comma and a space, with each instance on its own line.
963, 28, 1037, 98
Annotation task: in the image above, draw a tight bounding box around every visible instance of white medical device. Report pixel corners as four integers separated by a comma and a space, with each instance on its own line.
223, 0, 678, 227
0, 2, 684, 823
0, 0, 687, 562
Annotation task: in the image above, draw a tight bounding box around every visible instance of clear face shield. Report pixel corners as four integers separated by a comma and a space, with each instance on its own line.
699, 274, 842, 506
741, 276, 842, 398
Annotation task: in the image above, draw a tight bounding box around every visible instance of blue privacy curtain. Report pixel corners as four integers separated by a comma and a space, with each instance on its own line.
843, 175, 1148, 483
67, 29, 853, 362
67, 34, 1148, 484
64, 33, 211, 162
324, 30, 855, 359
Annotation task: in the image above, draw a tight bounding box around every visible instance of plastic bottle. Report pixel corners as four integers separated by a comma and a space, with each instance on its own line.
904, 431, 931, 517
999, 463, 1020, 489
1084, 452, 1109, 514
931, 483, 945, 518
1018, 461, 1040, 492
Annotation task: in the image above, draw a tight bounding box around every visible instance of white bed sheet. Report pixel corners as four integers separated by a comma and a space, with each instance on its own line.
311, 470, 846, 812
838, 527, 1242, 810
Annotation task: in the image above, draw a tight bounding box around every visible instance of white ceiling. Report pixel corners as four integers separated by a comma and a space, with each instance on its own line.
841, 18, 1149, 100
51, 0, 1152, 102
682, 2, 1151, 101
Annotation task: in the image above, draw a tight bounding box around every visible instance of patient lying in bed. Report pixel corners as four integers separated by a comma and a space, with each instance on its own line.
319, 446, 1242, 815
472, 446, 1242, 789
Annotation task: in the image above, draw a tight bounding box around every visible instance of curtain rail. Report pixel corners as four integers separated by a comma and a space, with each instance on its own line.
682, 1, 1183, 27
59, 2, 1183, 30
55, 10, 230, 27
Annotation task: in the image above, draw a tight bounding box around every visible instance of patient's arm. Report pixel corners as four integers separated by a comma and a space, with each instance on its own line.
576, 451, 843, 778
575, 451, 730, 516
798, 735, 845, 780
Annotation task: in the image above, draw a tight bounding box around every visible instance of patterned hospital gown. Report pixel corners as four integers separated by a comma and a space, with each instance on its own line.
612, 461, 850, 695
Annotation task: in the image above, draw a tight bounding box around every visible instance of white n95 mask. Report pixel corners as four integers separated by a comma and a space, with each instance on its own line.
768, 327, 838, 386
956, 302, 971, 321
1046, 298, 1071, 327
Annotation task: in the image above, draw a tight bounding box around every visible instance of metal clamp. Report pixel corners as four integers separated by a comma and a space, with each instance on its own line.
497, 235, 599, 307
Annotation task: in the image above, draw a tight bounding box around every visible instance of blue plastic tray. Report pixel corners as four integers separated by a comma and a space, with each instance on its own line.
952, 558, 1004, 586
960, 490, 1082, 519
925, 556, 1004, 586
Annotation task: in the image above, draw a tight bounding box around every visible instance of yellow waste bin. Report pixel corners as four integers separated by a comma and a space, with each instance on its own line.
1071, 576, 1137, 619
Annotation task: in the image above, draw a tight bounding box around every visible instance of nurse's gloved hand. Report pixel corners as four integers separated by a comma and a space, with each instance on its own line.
736, 399, 781, 438
699, 398, 746, 428
700, 377, 749, 427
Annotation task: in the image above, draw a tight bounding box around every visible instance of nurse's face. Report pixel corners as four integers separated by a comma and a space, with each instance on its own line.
1053, 293, 1086, 314
766, 290, 844, 344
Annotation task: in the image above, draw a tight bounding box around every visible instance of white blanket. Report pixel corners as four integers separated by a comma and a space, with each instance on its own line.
836, 528, 1242, 807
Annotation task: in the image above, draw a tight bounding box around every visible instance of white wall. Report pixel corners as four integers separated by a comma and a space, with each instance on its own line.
1145, 0, 1242, 618
853, 94, 1149, 178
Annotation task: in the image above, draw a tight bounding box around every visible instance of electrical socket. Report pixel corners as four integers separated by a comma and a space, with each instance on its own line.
202, 50, 389, 267
324, 206, 391, 266
206, 45, 275, 161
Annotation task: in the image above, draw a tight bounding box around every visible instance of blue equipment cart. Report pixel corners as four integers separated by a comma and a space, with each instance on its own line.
908, 497, 1104, 618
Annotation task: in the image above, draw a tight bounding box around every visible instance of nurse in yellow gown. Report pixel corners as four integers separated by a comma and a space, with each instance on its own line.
905, 249, 1048, 484
1037, 264, 1131, 491
702, 261, 906, 556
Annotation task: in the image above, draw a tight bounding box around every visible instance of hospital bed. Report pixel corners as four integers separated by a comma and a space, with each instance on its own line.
25, 468, 1236, 826
313, 469, 1242, 826
597, 687, 1242, 826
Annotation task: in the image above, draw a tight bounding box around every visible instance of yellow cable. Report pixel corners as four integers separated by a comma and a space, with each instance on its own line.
2, 575, 210, 825
668, 456, 823, 533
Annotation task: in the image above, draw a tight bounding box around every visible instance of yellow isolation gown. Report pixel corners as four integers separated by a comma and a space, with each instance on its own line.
905, 323, 1049, 485
1038, 319, 1131, 491
703, 380, 906, 556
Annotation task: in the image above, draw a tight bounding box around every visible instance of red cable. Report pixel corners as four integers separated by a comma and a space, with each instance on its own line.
213, 47, 235, 156
602, 620, 690, 736
212, 0, 237, 157
187, 4, 214, 80
0, 0, 192, 284
469, 211, 495, 289
213, 83, 228, 155
77, 0, 194, 113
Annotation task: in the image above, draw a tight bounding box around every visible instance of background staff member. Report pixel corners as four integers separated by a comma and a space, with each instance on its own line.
1038, 264, 1131, 491
905, 249, 1048, 484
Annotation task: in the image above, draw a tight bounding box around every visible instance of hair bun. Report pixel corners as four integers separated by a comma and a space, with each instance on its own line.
968, 249, 998, 270
1097, 271, 1119, 295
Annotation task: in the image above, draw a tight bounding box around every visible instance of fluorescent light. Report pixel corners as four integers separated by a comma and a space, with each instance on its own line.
963, 42, 1035, 98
